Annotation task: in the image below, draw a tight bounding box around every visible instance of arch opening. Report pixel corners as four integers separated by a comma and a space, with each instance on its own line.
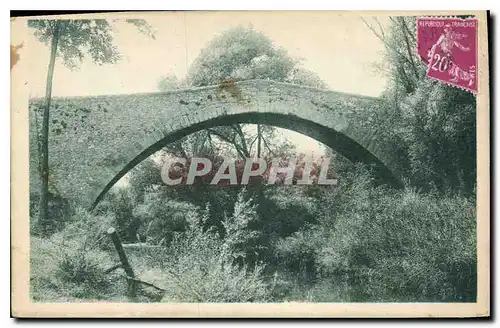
91, 112, 403, 209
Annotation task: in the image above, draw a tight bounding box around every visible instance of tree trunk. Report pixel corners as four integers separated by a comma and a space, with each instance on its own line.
38, 20, 60, 235
398, 17, 420, 83
257, 124, 262, 158
233, 124, 250, 157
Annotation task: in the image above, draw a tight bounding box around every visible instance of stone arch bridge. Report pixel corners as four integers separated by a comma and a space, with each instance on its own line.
29, 79, 403, 209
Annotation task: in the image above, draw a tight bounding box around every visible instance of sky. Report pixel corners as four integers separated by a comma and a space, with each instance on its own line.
19, 11, 390, 155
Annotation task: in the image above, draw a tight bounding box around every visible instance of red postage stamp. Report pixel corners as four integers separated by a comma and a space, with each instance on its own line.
417, 17, 478, 94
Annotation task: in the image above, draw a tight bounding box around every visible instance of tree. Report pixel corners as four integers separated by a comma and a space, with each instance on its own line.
157, 73, 185, 91
187, 26, 324, 160
287, 67, 329, 89
187, 26, 297, 86
29, 18, 155, 234
361, 17, 425, 96
125, 27, 332, 241
128, 157, 165, 200
361, 16, 476, 194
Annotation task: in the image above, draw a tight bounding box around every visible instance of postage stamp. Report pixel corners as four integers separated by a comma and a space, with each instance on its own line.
10, 11, 489, 318
417, 17, 478, 93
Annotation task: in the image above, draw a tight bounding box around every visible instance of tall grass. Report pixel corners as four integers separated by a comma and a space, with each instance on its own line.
30, 208, 127, 301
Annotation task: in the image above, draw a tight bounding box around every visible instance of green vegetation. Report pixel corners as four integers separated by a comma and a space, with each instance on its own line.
28, 18, 156, 235
30, 18, 477, 303
31, 169, 476, 302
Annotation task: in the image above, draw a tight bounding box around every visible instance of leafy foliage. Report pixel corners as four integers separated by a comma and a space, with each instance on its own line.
397, 79, 476, 192
187, 26, 296, 86
124, 19, 157, 39
276, 167, 476, 302
287, 68, 329, 89
28, 18, 156, 69
128, 158, 164, 199
133, 192, 197, 245
103, 188, 137, 242
30, 208, 124, 301
157, 73, 185, 91
154, 191, 270, 302
363, 16, 476, 194
28, 19, 121, 69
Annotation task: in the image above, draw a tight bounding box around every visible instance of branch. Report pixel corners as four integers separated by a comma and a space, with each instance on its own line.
257, 124, 262, 158
104, 263, 123, 274
121, 274, 167, 292
125, 19, 157, 39
207, 128, 232, 143
248, 135, 258, 153
168, 141, 188, 158
207, 128, 247, 158
363, 16, 420, 84
398, 17, 421, 82
262, 136, 277, 157
399, 17, 417, 44
206, 131, 216, 153
198, 130, 211, 154
233, 124, 251, 157
361, 17, 385, 43
374, 17, 386, 39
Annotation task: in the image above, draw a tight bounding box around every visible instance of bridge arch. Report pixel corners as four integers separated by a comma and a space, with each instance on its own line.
92, 111, 402, 208
28, 79, 403, 208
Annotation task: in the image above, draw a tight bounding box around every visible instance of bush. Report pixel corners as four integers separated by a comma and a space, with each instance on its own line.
30, 208, 126, 302
260, 186, 319, 238
30, 237, 124, 302
29, 192, 72, 236
105, 188, 137, 242
133, 192, 199, 245
312, 170, 477, 302
275, 228, 319, 281
157, 191, 271, 302
269, 167, 476, 302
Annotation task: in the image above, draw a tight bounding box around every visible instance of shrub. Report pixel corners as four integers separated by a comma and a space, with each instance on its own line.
260, 186, 319, 238
313, 170, 477, 302
159, 190, 271, 302
275, 228, 319, 281
269, 167, 476, 302
29, 192, 72, 236
30, 208, 126, 302
30, 237, 124, 302
55, 243, 114, 298
133, 192, 199, 245
105, 188, 137, 242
